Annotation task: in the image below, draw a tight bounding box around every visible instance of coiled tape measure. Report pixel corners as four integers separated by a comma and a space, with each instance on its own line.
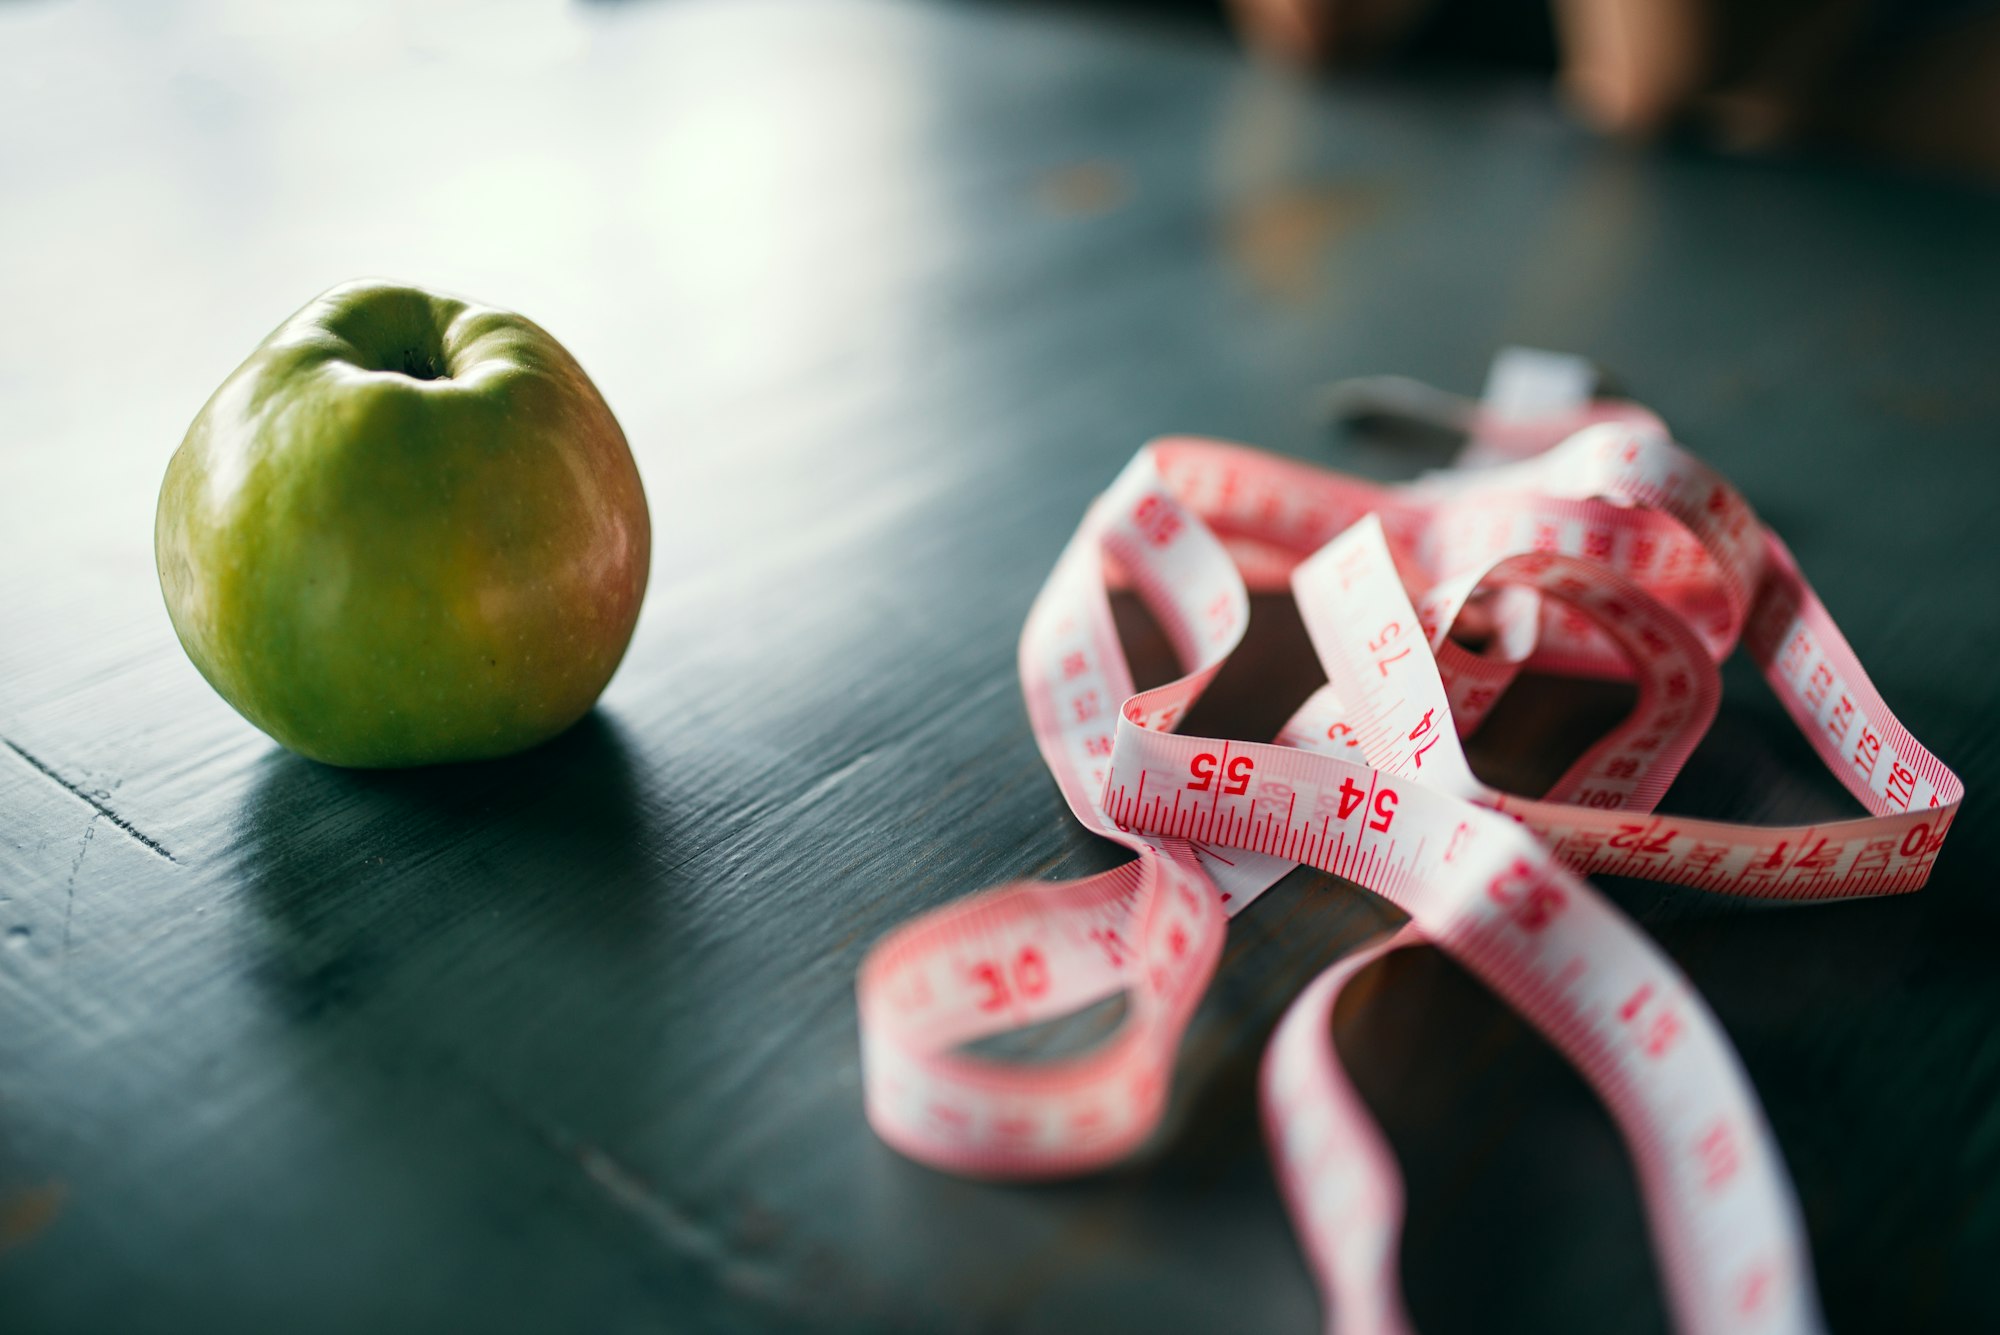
856, 352, 1961, 1334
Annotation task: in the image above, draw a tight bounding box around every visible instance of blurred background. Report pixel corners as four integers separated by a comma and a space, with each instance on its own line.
6, 0, 1994, 689
1217, 0, 2000, 179
3, 2, 1998, 1333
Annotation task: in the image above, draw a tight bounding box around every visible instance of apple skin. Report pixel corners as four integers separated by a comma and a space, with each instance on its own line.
156, 280, 650, 768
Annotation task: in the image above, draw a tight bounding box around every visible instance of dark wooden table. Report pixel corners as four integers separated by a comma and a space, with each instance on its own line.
3, 3, 1996, 1332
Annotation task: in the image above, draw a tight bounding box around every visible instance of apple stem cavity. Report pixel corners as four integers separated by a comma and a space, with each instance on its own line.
400, 348, 448, 381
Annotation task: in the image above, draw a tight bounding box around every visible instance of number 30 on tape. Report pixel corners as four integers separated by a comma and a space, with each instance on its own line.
856, 388, 1960, 1335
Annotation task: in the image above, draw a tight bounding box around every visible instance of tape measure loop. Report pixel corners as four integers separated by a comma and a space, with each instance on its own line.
858, 376, 1959, 1334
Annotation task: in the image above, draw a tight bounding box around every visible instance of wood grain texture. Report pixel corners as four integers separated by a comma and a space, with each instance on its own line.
2, 2, 1996, 1332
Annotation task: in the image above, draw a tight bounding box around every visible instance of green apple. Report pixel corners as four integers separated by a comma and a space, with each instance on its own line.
156, 280, 650, 768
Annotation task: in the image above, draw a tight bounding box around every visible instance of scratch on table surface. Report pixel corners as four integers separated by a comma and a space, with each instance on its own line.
769, 670, 1017, 825
786, 746, 883, 813
431, 1045, 810, 1314
63, 814, 97, 974
2, 738, 178, 864
570, 1139, 728, 1266
530, 1117, 811, 1317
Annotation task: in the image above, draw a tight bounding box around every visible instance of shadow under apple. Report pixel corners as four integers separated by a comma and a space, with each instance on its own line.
229, 707, 698, 1146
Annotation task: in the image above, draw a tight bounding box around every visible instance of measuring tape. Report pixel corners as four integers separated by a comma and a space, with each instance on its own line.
856, 366, 1961, 1334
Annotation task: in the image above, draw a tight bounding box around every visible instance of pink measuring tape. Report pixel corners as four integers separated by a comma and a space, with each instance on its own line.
855, 356, 1961, 1334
